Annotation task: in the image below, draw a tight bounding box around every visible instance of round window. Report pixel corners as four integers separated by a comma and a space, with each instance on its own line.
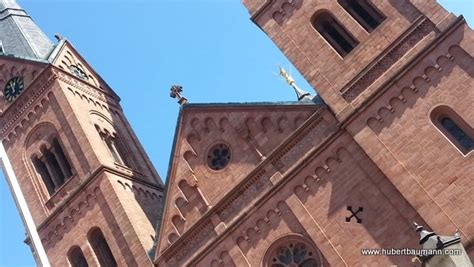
207, 143, 231, 171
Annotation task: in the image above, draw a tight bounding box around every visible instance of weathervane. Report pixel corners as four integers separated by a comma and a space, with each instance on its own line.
170, 85, 188, 105
278, 66, 313, 102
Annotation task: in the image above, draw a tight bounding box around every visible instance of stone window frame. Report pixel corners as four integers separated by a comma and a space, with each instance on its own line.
337, 0, 386, 33
67, 245, 89, 267
87, 227, 117, 267
25, 124, 75, 201
310, 10, 359, 58
262, 234, 324, 267
94, 124, 132, 168
430, 105, 473, 156
205, 141, 232, 172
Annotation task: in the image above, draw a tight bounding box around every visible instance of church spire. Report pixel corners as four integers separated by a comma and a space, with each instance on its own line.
0, 0, 54, 60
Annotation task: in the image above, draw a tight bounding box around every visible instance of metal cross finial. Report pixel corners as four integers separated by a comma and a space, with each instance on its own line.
170, 85, 188, 105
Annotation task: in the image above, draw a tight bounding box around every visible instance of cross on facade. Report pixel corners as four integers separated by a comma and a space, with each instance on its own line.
345, 206, 363, 223
170, 85, 188, 105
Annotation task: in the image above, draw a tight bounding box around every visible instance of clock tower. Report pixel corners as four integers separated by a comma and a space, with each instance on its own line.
0, 0, 163, 266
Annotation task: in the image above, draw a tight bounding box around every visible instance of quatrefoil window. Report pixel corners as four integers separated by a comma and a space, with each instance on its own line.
207, 143, 231, 171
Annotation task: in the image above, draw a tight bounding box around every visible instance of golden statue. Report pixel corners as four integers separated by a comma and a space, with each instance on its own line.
278, 66, 312, 101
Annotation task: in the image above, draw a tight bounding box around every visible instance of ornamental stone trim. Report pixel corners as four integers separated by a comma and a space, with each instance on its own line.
341, 16, 437, 102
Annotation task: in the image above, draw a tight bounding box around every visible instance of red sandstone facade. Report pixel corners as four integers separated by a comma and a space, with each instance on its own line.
152, 0, 473, 266
0, 41, 163, 265
1, 0, 472, 266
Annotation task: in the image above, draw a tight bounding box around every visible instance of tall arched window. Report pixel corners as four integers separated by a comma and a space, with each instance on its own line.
88, 228, 117, 267
312, 11, 359, 57
264, 236, 324, 267
431, 105, 473, 154
95, 125, 130, 167
52, 138, 73, 178
32, 156, 55, 195
32, 137, 73, 196
68, 246, 89, 267
338, 0, 385, 32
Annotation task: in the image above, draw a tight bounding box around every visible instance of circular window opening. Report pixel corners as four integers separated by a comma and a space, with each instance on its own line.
207, 143, 231, 171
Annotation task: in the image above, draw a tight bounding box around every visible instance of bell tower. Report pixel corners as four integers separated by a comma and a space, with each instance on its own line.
0, 0, 163, 266
243, 0, 460, 118
244, 0, 474, 262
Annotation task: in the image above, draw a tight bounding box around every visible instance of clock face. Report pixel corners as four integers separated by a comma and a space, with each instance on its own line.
69, 65, 88, 80
4, 76, 24, 102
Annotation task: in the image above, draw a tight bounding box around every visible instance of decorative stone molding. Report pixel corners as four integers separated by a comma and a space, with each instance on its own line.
56, 68, 119, 110
40, 186, 100, 249
293, 147, 348, 200
1, 71, 57, 141
271, 109, 327, 172
271, 0, 303, 25
116, 179, 161, 200
165, 220, 215, 266
210, 251, 234, 267
217, 169, 268, 222
366, 45, 463, 132
251, 0, 303, 25
341, 16, 437, 102
235, 204, 283, 249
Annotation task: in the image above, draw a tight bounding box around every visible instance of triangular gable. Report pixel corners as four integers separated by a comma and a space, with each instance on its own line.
156, 102, 321, 255
50, 41, 119, 99
0, 55, 48, 113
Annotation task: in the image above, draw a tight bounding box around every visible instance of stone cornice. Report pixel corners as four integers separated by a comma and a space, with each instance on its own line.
37, 163, 163, 233
250, 0, 275, 22
338, 16, 466, 129
53, 67, 121, 109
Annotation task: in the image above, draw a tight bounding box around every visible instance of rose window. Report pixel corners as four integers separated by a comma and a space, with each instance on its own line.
207, 143, 231, 171
270, 242, 320, 267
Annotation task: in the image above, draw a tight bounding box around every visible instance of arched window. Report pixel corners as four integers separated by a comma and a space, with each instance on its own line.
95, 125, 130, 167
32, 156, 55, 195
88, 228, 117, 267
312, 11, 359, 57
52, 138, 73, 177
264, 236, 324, 267
338, 0, 385, 32
431, 106, 473, 154
68, 246, 89, 267
32, 138, 73, 196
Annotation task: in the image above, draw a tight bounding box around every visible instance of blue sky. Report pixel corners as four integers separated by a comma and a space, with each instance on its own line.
0, 0, 472, 265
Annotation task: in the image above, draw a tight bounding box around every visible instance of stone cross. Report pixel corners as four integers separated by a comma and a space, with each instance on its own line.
170, 85, 188, 105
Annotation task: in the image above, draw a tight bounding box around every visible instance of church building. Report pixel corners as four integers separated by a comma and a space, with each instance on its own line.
0, 0, 472, 266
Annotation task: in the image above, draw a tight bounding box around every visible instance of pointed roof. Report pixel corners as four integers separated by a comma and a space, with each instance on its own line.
0, 0, 54, 60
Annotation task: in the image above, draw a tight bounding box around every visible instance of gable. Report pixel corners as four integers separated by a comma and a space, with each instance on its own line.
51, 41, 118, 98
157, 102, 321, 255
0, 56, 48, 114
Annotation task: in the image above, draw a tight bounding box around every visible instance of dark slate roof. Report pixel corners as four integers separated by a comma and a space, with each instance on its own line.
0, 0, 54, 60
181, 96, 325, 109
